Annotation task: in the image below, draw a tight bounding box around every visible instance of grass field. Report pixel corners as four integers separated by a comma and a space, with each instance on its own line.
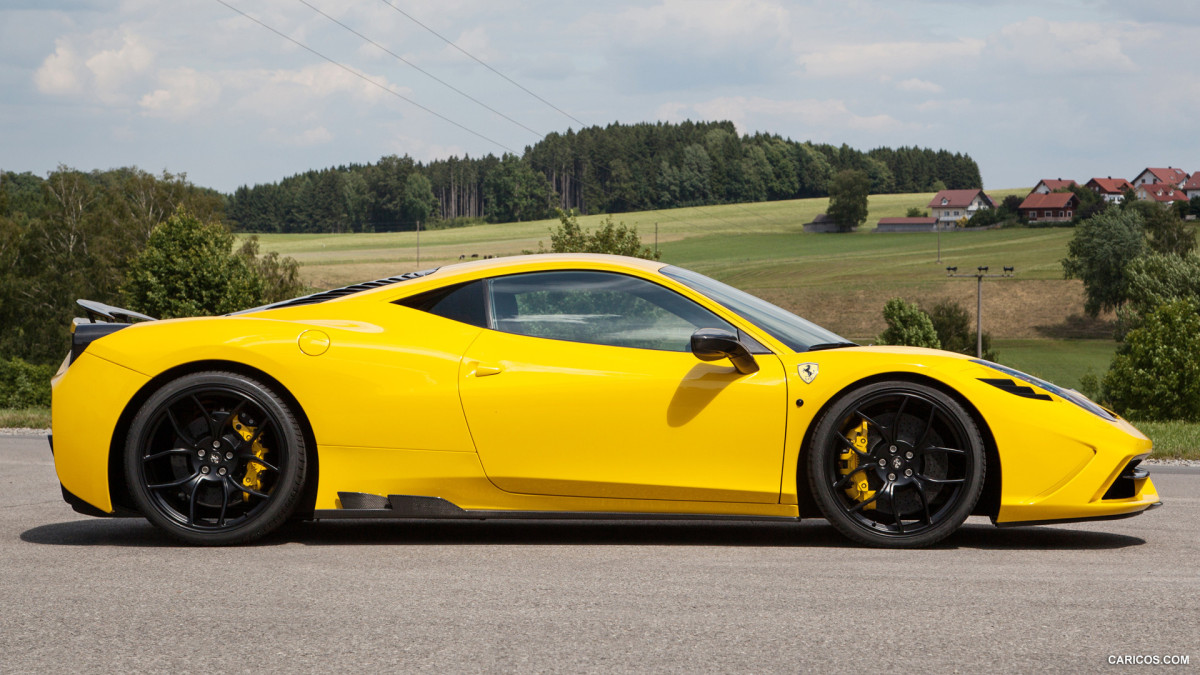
991, 339, 1117, 391
251, 188, 1108, 341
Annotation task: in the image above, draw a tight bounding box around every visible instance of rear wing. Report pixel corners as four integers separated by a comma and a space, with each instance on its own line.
70, 300, 156, 364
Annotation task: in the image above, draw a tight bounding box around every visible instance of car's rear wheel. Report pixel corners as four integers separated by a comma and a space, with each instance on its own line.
808, 381, 984, 548
125, 371, 307, 545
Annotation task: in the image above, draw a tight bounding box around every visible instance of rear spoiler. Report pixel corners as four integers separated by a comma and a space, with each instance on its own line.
76, 299, 156, 324
70, 300, 157, 364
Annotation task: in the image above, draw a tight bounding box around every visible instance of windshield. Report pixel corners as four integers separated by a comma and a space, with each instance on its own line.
660, 266, 852, 352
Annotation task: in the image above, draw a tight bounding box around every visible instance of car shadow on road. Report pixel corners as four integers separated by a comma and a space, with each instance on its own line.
20, 518, 1145, 550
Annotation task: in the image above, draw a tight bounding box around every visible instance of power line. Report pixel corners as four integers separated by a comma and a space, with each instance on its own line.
295, 0, 543, 139
213, 0, 518, 155
298, 3, 753, 231
369, 2, 772, 226
218, 0, 767, 233
375, 0, 588, 129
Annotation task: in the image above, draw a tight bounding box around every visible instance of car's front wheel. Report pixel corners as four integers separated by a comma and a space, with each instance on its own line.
125, 371, 307, 545
808, 380, 985, 548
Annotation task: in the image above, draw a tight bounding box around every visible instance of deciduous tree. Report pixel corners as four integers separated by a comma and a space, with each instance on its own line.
826, 169, 870, 233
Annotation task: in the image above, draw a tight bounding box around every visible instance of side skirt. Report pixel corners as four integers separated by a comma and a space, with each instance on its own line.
312, 493, 800, 523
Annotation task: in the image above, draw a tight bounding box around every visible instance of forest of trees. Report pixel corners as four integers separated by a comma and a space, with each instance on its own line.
226, 120, 983, 233
0, 167, 305, 374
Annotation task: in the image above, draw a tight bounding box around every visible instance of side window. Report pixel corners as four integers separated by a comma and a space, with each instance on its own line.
395, 280, 487, 327
489, 271, 737, 352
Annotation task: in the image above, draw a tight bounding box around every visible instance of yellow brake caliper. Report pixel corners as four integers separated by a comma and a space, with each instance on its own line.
839, 421, 876, 507
232, 414, 270, 499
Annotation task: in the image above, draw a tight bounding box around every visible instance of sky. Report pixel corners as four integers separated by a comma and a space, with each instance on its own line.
3, 0, 1199, 194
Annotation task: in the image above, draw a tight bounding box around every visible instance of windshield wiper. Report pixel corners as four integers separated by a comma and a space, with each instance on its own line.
805, 341, 858, 352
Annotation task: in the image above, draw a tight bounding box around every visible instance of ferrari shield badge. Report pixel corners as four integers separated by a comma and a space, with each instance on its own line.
798, 362, 819, 384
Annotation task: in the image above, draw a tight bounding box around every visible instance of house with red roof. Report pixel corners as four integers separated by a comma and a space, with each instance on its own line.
1182, 172, 1200, 201
1085, 177, 1133, 203
927, 189, 993, 226
1132, 167, 1188, 188
1031, 179, 1077, 195
1018, 192, 1078, 223
1136, 183, 1188, 205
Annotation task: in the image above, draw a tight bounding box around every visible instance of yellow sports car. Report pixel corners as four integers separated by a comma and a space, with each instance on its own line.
50, 254, 1160, 547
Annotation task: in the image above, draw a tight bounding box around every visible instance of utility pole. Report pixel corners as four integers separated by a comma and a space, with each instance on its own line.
945, 265, 1014, 358
416, 220, 420, 268
655, 222, 658, 257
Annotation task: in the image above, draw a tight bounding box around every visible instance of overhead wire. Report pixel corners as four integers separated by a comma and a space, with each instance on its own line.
375, 0, 587, 129
295, 0, 543, 139
213, 0, 518, 154
372, 0, 776, 228
219, 0, 771, 232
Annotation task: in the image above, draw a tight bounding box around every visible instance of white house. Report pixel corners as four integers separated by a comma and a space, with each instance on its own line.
1085, 177, 1133, 203
1031, 179, 1076, 194
927, 189, 993, 225
1183, 172, 1200, 201
1131, 167, 1188, 188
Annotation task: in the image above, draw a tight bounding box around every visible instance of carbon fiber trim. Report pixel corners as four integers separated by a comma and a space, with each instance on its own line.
978, 377, 1053, 401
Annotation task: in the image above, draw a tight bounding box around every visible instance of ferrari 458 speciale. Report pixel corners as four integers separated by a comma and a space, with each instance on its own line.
50, 254, 1160, 547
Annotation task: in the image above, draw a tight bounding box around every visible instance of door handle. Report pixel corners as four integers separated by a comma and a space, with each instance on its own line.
470, 361, 503, 377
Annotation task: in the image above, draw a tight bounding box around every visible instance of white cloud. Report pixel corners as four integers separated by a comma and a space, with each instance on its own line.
988, 17, 1136, 74
139, 67, 220, 119
274, 126, 334, 147
229, 63, 407, 120
663, 96, 915, 135
84, 32, 153, 102
798, 39, 984, 77
33, 30, 155, 104
588, 0, 794, 89
33, 38, 83, 94
896, 78, 943, 93
611, 0, 789, 45
916, 98, 971, 114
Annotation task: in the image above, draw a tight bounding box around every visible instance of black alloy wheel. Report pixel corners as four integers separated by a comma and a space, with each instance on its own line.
808, 381, 985, 548
125, 371, 307, 545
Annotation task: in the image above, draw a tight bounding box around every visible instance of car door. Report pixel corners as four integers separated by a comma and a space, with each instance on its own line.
458, 269, 788, 504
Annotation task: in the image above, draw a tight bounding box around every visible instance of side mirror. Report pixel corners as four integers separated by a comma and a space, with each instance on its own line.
690, 328, 759, 375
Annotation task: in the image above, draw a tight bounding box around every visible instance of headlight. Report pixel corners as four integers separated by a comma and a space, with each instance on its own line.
972, 359, 1116, 422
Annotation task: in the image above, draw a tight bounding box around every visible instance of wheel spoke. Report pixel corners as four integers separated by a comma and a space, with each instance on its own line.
918, 474, 965, 485
143, 447, 193, 462
165, 408, 198, 449
893, 396, 909, 440
911, 477, 933, 526
834, 433, 872, 461
832, 463, 871, 490
223, 399, 248, 435
186, 475, 204, 526
191, 394, 218, 438
846, 492, 879, 514
919, 445, 966, 457
914, 404, 937, 451
217, 477, 232, 527
241, 417, 271, 450
854, 409, 890, 444
227, 474, 270, 500
245, 456, 280, 474
884, 483, 905, 534
147, 471, 202, 490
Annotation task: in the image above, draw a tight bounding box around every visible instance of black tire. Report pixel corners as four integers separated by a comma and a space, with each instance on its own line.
125, 371, 307, 545
807, 380, 984, 548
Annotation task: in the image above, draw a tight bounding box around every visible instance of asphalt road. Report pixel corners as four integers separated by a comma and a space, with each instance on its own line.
2, 432, 1197, 673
